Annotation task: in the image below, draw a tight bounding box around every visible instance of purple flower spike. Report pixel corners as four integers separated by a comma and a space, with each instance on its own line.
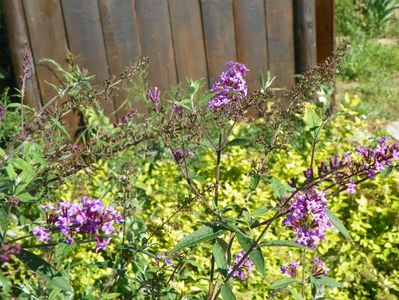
281, 261, 300, 277
311, 257, 329, 277
282, 189, 332, 250
208, 61, 249, 109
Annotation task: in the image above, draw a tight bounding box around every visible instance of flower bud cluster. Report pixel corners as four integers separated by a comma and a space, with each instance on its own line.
33, 197, 123, 252
208, 61, 249, 109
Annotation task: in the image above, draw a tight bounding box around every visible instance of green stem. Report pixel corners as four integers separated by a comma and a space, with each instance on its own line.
301, 248, 307, 299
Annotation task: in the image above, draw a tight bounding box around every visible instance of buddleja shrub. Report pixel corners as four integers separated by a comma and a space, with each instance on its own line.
0, 44, 398, 299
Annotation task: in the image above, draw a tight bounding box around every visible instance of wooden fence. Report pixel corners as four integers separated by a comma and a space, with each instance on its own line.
3, 0, 334, 122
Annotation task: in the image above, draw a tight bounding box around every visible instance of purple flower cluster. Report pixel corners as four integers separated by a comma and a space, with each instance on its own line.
208, 61, 249, 109
0, 105, 5, 123
311, 257, 329, 277
282, 189, 332, 250
228, 251, 254, 280
280, 261, 300, 277
146, 87, 161, 112
313, 137, 399, 193
0, 243, 21, 262
33, 197, 123, 252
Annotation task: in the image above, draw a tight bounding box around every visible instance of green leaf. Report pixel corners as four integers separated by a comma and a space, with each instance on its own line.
0, 208, 9, 237
212, 239, 228, 272
227, 138, 252, 147
5, 164, 17, 180
250, 206, 272, 218
270, 178, 294, 199
17, 250, 72, 291
288, 287, 303, 300
380, 165, 394, 178
315, 276, 344, 288
269, 278, 300, 290
12, 157, 34, 174
100, 293, 121, 300
236, 233, 266, 278
220, 283, 236, 300
327, 209, 351, 239
310, 275, 318, 298
51, 118, 70, 138
169, 226, 225, 255
249, 175, 260, 191
305, 104, 322, 137
50, 276, 72, 292
260, 240, 306, 249
15, 192, 35, 202
0, 148, 5, 158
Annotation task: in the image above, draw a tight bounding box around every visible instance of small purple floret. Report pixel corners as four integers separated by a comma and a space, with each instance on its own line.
280, 261, 300, 277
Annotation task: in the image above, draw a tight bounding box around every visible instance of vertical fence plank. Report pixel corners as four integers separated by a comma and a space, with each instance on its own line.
294, 0, 317, 73
233, 0, 268, 90
265, 0, 295, 88
200, 0, 237, 85
3, 0, 41, 109
316, 0, 335, 64
61, 0, 115, 119
23, 0, 80, 134
98, 0, 142, 117
135, 0, 177, 90
168, 0, 207, 83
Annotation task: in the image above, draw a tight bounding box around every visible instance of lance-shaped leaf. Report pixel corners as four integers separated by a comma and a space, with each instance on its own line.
169, 226, 225, 255
221, 283, 236, 300
315, 276, 344, 288
260, 240, 306, 249
212, 239, 228, 274
17, 250, 72, 291
269, 278, 300, 290
327, 209, 351, 239
236, 233, 266, 278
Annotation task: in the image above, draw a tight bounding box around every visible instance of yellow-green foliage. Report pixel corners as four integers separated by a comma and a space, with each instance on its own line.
55, 95, 398, 299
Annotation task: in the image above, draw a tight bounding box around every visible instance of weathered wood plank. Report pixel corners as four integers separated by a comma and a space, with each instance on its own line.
265, 0, 296, 88
98, 0, 142, 117
168, 0, 207, 83
200, 0, 237, 85
61, 0, 115, 119
316, 0, 335, 64
294, 0, 317, 72
135, 0, 177, 90
233, 0, 268, 90
23, 0, 80, 135
3, 0, 41, 109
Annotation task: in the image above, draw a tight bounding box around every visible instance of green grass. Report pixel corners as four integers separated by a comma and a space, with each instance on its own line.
337, 38, 399, 121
